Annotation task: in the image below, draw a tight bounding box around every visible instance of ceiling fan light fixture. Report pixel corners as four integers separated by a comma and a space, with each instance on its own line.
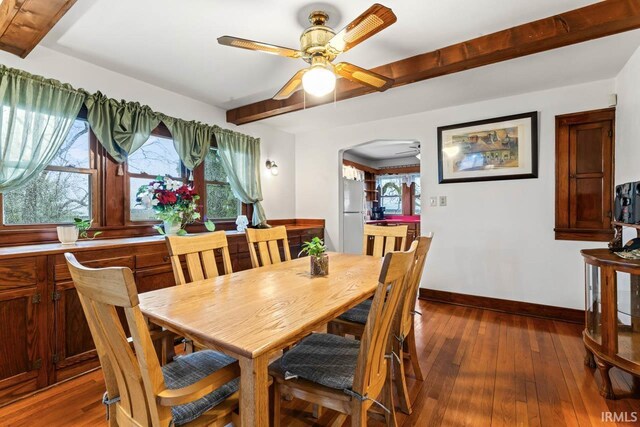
302, 62, 336, 97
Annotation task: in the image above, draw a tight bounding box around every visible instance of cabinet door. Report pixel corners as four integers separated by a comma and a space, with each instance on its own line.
569, 120, 613, 230
52, 281, 98, 382
0, 287, 46, 404
555, 108, 614, 241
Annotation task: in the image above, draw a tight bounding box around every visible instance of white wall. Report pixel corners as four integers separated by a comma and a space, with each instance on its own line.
0, 46, 296, 220
295, 79, 615, 309
615, 46, 640, 185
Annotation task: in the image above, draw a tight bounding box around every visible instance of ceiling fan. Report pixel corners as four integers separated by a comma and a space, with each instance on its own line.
396, 143, 421, 160
218, 4, 397, 100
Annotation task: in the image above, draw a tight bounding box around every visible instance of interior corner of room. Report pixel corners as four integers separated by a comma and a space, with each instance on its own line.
1, 0, 640, 425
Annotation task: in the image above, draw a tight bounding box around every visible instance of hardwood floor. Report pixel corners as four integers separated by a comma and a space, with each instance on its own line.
1, 300, 639, 426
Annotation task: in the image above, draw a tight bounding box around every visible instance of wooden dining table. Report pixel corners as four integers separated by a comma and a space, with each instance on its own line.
138, 252, 383, 427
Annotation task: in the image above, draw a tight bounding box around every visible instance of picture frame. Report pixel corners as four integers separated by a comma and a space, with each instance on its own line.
437, 111, 538, 184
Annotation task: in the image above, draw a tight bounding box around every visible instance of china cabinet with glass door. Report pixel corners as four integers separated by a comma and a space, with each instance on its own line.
582, 247, 640, 399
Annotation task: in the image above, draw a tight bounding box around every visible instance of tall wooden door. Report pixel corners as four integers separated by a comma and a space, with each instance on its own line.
555, 108, 615, 241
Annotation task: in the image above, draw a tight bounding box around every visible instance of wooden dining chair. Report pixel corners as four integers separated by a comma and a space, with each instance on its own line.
246, 225, 291, 268
328, 234, 433, 415
269, 243, 417, 427
64, 253, 241, 427
166, 231, 233, 285
363, 224, 408, 256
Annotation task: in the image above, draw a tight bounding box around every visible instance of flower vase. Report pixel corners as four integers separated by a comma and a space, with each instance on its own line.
163, 220, 182, 236
310, 254, 329, 276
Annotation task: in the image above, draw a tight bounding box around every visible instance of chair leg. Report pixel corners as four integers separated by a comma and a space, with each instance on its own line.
327, 321, 342, 336
406, 327, 424, 381
272, 382, 282, 427
312, 404, 323, 419
382, 377, 398, 427
351, 403, 368, 427
393, 338, 412, 415
329, 413, 348, 427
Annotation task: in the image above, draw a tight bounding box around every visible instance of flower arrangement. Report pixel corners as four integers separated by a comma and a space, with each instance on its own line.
136, 176, 214, 235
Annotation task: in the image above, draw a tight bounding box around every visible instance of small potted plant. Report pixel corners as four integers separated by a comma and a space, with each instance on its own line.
56, 218, 102, 245
299, 237, 329, 276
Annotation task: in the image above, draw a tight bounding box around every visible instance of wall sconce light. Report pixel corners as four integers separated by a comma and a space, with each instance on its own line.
265, 159, 279, 176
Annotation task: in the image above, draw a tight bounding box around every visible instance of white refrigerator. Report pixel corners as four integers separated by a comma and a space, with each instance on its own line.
343, 178, 366, 254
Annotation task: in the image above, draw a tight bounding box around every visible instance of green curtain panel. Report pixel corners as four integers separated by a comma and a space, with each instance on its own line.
0, 66, 86, 193
214, 126, 267, 225
162, 117, 214, 171
85, 91, 160, 164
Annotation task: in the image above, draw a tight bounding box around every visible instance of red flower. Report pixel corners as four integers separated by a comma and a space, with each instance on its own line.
157, 190, 177, 205
176, 185, 196, 201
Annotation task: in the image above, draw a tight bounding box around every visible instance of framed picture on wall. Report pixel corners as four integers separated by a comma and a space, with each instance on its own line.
437, 111, 538, 183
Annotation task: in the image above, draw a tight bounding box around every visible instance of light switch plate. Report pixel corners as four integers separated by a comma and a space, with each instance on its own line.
439, 196, 447, 206
429, 197, 438, 207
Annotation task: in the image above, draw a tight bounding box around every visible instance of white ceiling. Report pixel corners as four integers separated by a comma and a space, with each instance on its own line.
43, 1, 600, 106
40, 1, 640, 133
347, 140, 419, 160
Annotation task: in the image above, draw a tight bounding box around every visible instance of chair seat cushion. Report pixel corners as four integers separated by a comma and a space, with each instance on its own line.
277, 333, 360, 390
163, 350, 239, 426
338, 299, 372, 325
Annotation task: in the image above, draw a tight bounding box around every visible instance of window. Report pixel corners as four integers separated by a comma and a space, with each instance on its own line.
378, 176, 403, 214
128, 134, 183, 221
412, 174, 421, 215
204, 148, 241, 220
2, 119, 95, 225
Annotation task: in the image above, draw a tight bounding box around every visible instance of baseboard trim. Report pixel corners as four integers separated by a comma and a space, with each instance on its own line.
419, 289, 583, 324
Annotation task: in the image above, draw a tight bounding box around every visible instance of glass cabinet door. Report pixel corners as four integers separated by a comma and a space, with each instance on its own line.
585, 263, 602, 344
616, 271, 640, 363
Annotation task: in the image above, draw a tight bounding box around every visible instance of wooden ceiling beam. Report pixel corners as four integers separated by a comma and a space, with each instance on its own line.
226, 0, 640, 125
0, 0, 76, 58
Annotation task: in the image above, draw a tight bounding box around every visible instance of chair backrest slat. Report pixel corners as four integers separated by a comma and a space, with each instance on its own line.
165, 231, 233, 285
65, 253, 170, 427
363, 224, 408, 257
246, 226, 291, 268
400, 234, 433, 337
352, 242, 417, 402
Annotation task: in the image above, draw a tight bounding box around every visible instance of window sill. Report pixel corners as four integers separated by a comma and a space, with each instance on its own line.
554, 228, 614, 242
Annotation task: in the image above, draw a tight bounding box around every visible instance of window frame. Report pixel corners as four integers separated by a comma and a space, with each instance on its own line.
0, 110, 253, 245
201, 147, 242, 221
377, 175, 404, 215
123, 124, 188, 226
0, 116, 100, 229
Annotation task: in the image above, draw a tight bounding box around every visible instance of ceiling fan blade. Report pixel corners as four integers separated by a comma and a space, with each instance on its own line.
334, 62, 393, 91
273, 69, 306, 100
218, 36, 302, 58
326, 4, 397, 54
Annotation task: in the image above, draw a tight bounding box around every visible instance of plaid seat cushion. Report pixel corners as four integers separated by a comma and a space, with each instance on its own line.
278, 333, 360, 390
163, 350, 239, 426
338, 299, 371, 325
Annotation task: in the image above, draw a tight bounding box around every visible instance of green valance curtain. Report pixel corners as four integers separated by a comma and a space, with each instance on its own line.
162, 117, 214, 171
0, 66, 269, 223
85, 91, 161, 168
0, 66, 86, 193
214, 126, 267, 226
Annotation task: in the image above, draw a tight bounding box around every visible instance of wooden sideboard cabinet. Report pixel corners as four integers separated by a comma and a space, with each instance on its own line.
0, 220, 324, 406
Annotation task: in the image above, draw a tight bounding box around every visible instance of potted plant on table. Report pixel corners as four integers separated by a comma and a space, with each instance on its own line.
299, 237, 329, 276
135, 176, 214, 236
